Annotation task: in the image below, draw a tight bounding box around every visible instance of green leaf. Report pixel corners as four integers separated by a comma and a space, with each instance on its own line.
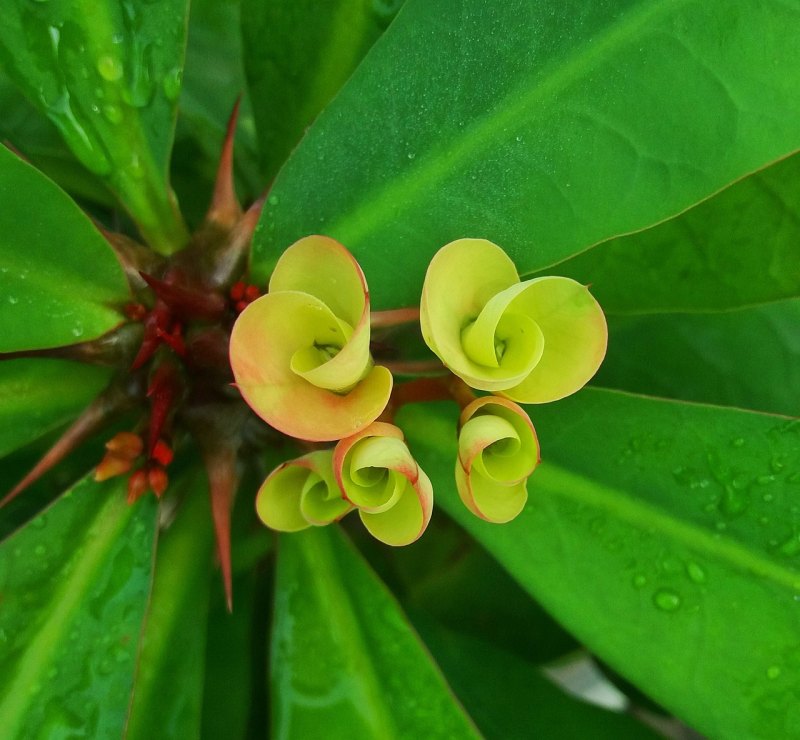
0, 476, 158, 740
127, 475, 214, 740
0, 70, 113, 206
272, 525, 479, 738
0, 0, 189, 252
0, 146, 130, 351
252, 0, 800, 310
540, 153, 800, 314
0, 360, 110, 458
242, 0, 404, 180
401, 390, 800, 739
363, 515, 578, 663
414, 619, 660, 739
595, 299, 800, 417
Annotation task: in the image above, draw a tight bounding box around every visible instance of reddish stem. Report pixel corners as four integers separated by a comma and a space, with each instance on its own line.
370, 307, 421, 329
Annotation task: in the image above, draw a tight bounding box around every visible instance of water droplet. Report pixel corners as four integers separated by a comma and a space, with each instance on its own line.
763, 493, 774, 502
716, 521, 727, 531
653, 589, 681, 612
757, 474, 777, 485
268, 195, 279, 206
720, 485, 748, 516
515, 135, 522, 142
103, 104, 123, 124
8, 296, 18, 305
407, 151, 416, 159
122, 43, 155, 107
34, 544, 46, 556
128, 154, 145, 179
731, 437, 745, 447
777, 532, 800, 557
771, 456, 786, 473
686, 561, 707, 584
97, 55, 123, 82
788, 472, 800, 484
162, 66, 182, 101
767, 665, 781, 680
632, 574, 647, 588
71, 325, 85, 338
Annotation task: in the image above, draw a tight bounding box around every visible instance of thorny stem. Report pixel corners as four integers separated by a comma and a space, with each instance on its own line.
382, 375, 476, 422
370, 307, 421, 329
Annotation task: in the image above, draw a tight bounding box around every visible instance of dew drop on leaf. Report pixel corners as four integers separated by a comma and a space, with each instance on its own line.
96, 55, 123, 82
686, 561, 707, 584
653, 589, 682, 612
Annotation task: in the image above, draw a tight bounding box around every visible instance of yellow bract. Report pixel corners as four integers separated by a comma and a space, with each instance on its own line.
421, 238, 607, 403
455, 396, 539, 523
229, 235, 392, 441
334, 422, 433, 546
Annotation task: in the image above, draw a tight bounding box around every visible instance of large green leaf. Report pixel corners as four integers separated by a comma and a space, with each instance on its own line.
0, 360, 110, 458
0, 0, 189, 251
242, 0, 404, 179
414, 619, 660, 739
272, 526, 479, 738
401, 390, 800, 739
0, 71, 113, 206
0, 476, 158, 740
0, 146, 130, 351
127, 476, 213, 740
542, 153, 800, 313
595, 299, 800, 417
252, 0, 800, 310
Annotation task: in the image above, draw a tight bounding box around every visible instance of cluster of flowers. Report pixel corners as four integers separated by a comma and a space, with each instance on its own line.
229, 236, 606, 545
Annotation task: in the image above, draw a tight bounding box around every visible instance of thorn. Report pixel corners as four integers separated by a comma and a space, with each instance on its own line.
147, 466, 169, 497
151, 439, 173, 467
2, 383, 132, 508
138, 272, 227, 321
206, 96, 242, 229
155, 324, 187, 357
207, 196, 265, 289
131, 303, 170, 370
94, 453, 134, 482
99, 229, 166, 290
146, 361, 182, 456
207, 446, 237, 611
106, 431, 144, 458
127, 469, 149, 504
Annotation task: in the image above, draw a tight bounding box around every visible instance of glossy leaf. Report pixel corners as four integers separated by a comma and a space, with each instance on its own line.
252, 0, 800, 309
415, 619, 660, 739
0, 71, 113, 206
0, 146, 129, 351
401, 390, 800, 738
595, 299, 800, 417
0, 360, 110, 458
241, 0, 404, 179
0, 0, 189, 251
542, 152, 800, 314
0, 476, 158, 739
271, 525, 479, 738
127, 477, 214, 740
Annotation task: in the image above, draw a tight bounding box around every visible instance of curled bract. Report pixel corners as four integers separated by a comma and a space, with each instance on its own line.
420, 238, 607, 403
256, 450, 352, 532
229, 235, 393, 441
455, 396, 539, 523
334, 422, 433, 546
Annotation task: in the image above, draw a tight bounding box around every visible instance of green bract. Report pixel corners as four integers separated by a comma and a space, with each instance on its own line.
334, 422, 433, 546
455, 396, 540, 523
229, 235, 393, 441
256, 450, 352, 532
421, 239, 607, 403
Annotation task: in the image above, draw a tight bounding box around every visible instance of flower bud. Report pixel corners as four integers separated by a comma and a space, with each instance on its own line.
455, 396, 539, 523
334, 422, 432, 546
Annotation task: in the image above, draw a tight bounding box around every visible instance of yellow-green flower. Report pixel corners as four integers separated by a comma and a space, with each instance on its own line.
255, 450, 352, 532
229, 235, 392, 441
421, 238, 607, 403
455, 396, 539, 523
334, 422, 433, 546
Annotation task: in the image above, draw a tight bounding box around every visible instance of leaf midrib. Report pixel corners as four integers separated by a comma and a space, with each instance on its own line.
537, 462, 800, 592
325, 0, 691, 246
0, 492, 133, 737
